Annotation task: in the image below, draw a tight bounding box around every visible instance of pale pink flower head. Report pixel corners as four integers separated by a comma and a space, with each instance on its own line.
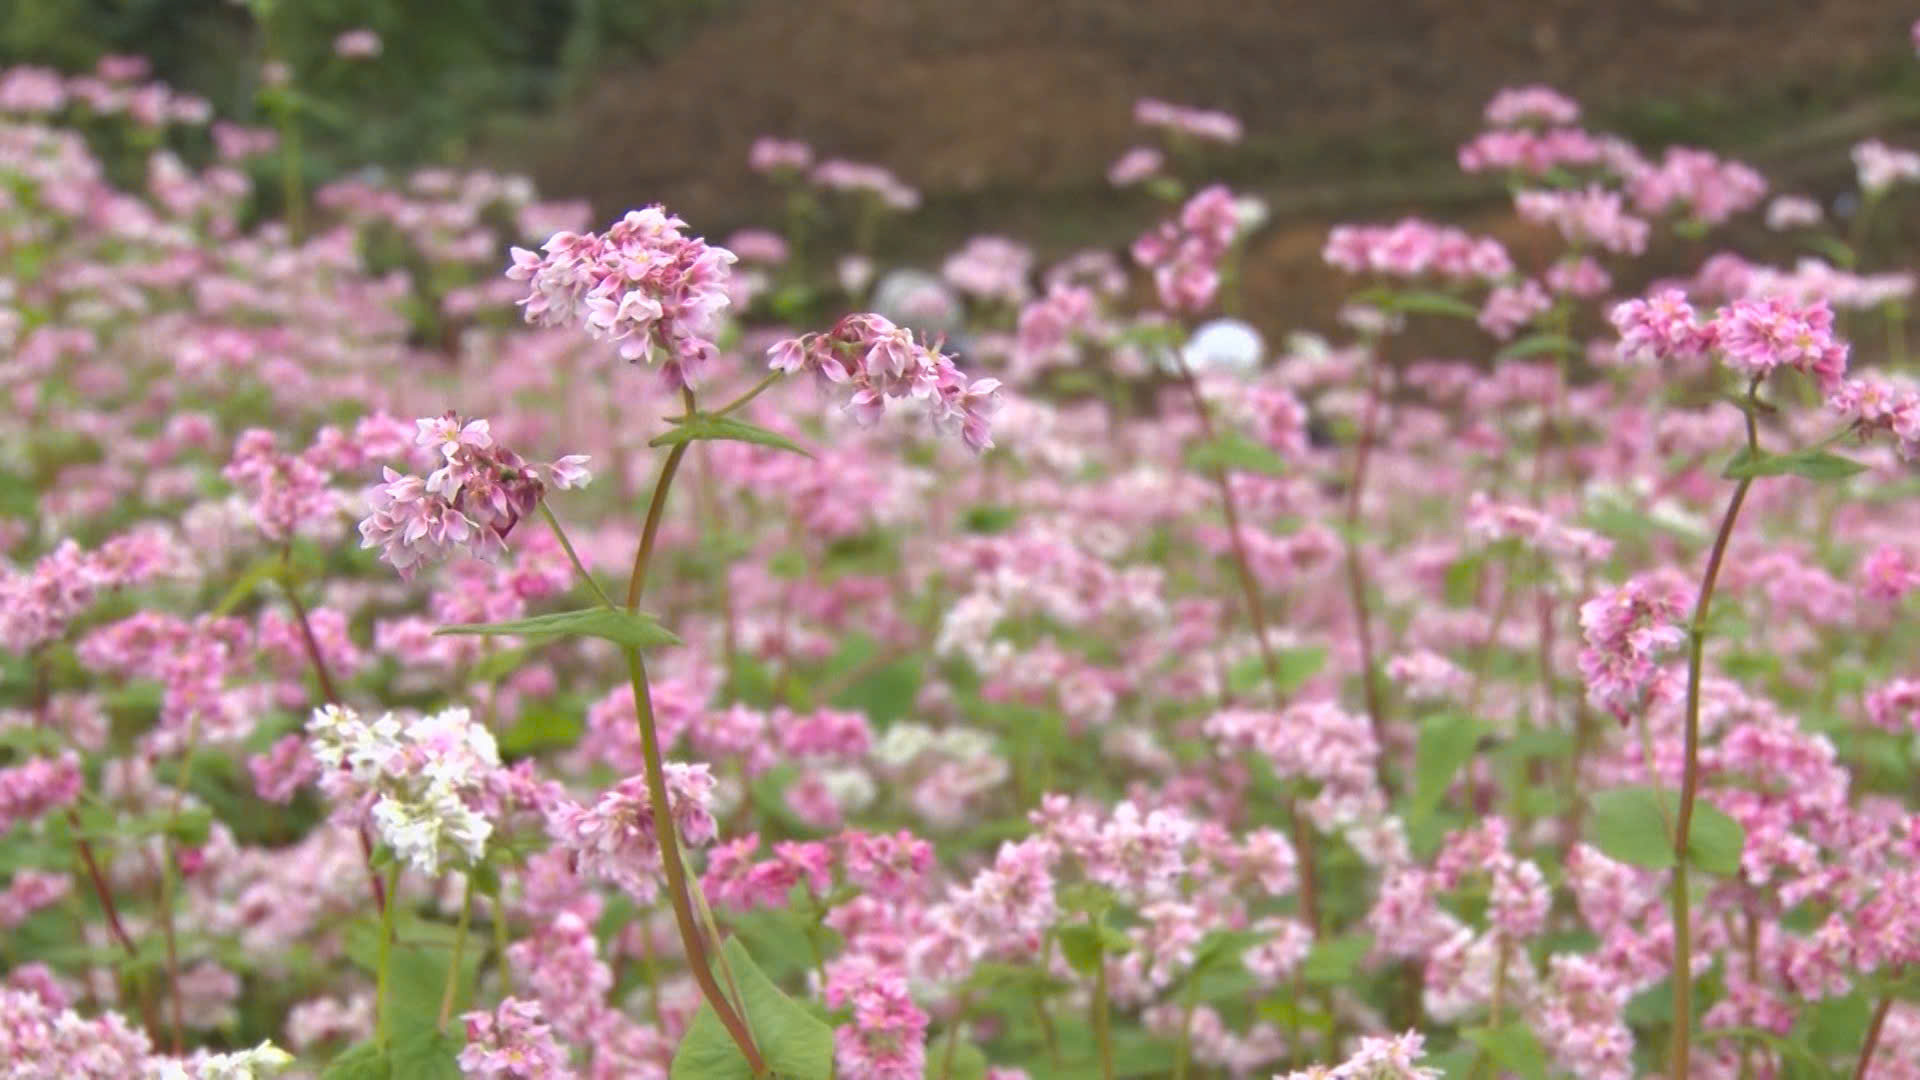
1577, 571, 1691, 723
749, 136, 814, 175
1483, 85, 1581, 128
1766, 195, 1824, 231
1712, 295, 1848, 391
766, 313, 1003, 452
333, 29, 382, 59
1610, 288, 1715, 364
1134, 98, 1243, 143
1853, 139, 1920, 194
506, 206, 738, 387
1108, 146, 1165, 187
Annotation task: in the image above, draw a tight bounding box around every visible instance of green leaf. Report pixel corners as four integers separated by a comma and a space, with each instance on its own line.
319, 1041, 390, 1080
435, 607, 680, 650
670, 937, 834, 1080
1589, 784, 1745, 874
924, 1039, 989, 1080
344, 915, 481, 1037
1057, 923, 1132, 975
1496, 333, 1581, 360
1588, 785, 1676, 869
388, 1030, 464, 1080
1388, 289, 1480, 320
1724, 447, 1867, 481
1056, 883, 1117, 918
1463, 1022, 1550, 1080
496, 706, 585, 756
1686, 801, 1747, 876
1299, 933, 1372, 986
651, 413, 812, 458
1184, 430, 1288, 476
1226, 645, 1329, 699
212, 555, 289, 616
1411, 712, 1482, 819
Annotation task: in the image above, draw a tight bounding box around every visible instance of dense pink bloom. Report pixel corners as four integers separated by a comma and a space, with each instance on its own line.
1712, 296, 1848, 390
1483, 85, 1581, 128
507, 206, 738, 386
1108, 146, 1164, 186
1323, 218, 1512, 282
548, 764, 715, 902
1133, 184, 1242, 313
767, 312, 1002, 452
1577, 573, 1690, 722
1610, 288, 1715, 363
1134, 98, 1242, 143
459, 998, 576, 1078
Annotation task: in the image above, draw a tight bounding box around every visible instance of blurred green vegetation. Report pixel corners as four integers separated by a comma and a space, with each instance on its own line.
0, 0, 733, 174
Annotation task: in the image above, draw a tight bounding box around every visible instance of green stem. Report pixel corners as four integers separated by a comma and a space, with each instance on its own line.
375, 864, 400, 1047
1671, 381, 1761, 1080
1856, 994, 1894, 1080
538, 502, 614, 608
941, 994, 972, 1079
1172, 1000, 1197, 1080
715, 372, 784, 417
491, 882, 513, 997
438, 876, 476, 1032
1092, 933, 1115, 1080
623, 386, 766, 1074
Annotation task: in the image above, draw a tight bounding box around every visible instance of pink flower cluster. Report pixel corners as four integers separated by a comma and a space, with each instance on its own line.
508, 206, 739, 386
1134, 98, 1243, 143
767, 313, 1003, 452
1322, 219, 1513, 283
358, 414, 587, 579
1577, 572, 1691, 722
1131, 184, 1241, 313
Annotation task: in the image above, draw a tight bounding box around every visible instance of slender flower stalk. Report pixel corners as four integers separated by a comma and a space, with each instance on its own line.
1342, 349, 1394, 795
1855, 994, 1895, 1080
437, 876, 476, 1031
375, 863, 400, 1046
1670, 379, 1761, 1080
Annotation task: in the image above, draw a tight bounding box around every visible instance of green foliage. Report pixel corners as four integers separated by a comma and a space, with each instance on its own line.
651, 413, 813, 458
1723, 446, 1868, 481
1184, 430, 1288, 476
320, 1030, 463, 1079
1588, 785, 1746, 874
670, 937, 834, 1080
435, 606, 681, 650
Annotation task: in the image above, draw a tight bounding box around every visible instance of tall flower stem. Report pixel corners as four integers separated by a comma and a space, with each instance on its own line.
616, 387, 766, 1075
1091, 936, 1116, 1080
375, 864, 400, 1046
1855, 994, 1895, 1080
1670, 380, 1761, 1080
1172, 358, 1325, 929
1342, 351, 1393, 794
437, 876, 476, 1031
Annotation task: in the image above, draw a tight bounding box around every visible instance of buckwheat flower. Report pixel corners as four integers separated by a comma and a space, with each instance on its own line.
1385, 650, 1469, 703
1134, 184, 1243, 313
748, 136, 813, 175
1712, 295, 1849, 390
1545, 255, 1610, 297
158, 1040, 296, 1079
549, 764, 716, 902
0, 751, 82, 831
1322, 218, 1512, 282
332, 29, 382, 59
1577, 572, 1690, 723
507, 206, 738, 386
825, 960, 928, 1080
811, 159, 920, 210
369, 778, 492, 876
1610, 288, 1715, 363
1135, 98, 1242, 143
842, 829, 934, 900
1766, 194, 1824, 230
459, 998, 576, 1079
1628, 147, 1766, 225
1852, 139, 1920, 194
1108, 146, 1164, 187
1515, 186, 1650, 255
1866, 678, 1920, 734
1477, 278, 1551, 339
1484, 85, 1581, 128
766, 313, 1003, 452
0, 869, 70, 929
0, 988, 155, 1077
1083, 800, 1195, 903
1861, 544, 1920, 603
1279, 1030, 1441, 1080
943, 236, 1033, 305
1489, 858, 1551, 939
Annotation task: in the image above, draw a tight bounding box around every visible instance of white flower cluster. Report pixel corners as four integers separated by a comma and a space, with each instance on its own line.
307, 704, 498, 876
146, 1040, 295, 1079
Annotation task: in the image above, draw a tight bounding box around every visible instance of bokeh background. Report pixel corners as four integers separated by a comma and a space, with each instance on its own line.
7, 0, 1919, 331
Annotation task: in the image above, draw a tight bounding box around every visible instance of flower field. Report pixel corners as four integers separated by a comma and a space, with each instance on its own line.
4, 29, 1920, 1080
